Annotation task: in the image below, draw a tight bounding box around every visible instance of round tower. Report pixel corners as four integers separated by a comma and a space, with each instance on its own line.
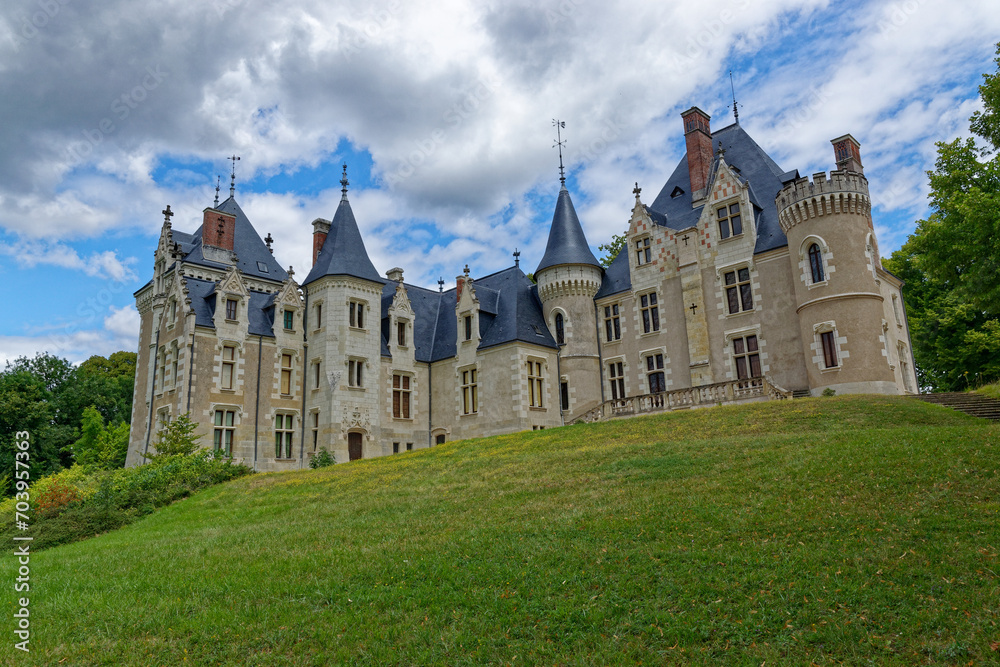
535, 185, 604, 418
776, 135, 897, 396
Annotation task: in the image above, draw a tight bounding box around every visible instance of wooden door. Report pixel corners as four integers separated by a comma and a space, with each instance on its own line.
348, 432, 362, 461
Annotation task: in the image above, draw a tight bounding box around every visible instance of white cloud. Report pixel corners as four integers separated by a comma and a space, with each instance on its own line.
0, 240, 137, 281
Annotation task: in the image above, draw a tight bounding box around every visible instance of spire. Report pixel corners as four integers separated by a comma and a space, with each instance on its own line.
229, 155, 240, 197
214, 175, 221, 207
553, 119, 566, 187
729, 70, 740, 124
535, 186, 601, 274
340, 163, 349, 201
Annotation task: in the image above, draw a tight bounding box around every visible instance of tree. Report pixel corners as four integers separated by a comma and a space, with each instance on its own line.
887, 42, 1000, 390
598, 232, 627, 267
145, 413, 202, 459
70, 406, 130, 470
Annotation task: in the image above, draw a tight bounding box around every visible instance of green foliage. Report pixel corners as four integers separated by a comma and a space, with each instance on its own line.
888, 43, 1000, 390
598, 231, 627, 267
309, 448, 336, 469
821, 387, 836, 397
146, 413, 201, 459
71, 406, 130, 470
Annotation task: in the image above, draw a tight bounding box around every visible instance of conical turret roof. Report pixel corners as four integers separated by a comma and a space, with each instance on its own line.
302, 196, 382, 286
535, 186, 601, 274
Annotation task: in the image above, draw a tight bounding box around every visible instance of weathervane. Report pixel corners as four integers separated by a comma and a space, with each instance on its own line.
214, 175, 221, 207
340, 163, 349, 201
438, 277, 444, 292
229, 155, 240, 196
553, 119, 566, 186
729, 70, 740, 124
513, 248, 520, 267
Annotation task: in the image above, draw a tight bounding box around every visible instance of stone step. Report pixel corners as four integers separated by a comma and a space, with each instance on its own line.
914, 392, 1000, 421
791, 389, 811, 399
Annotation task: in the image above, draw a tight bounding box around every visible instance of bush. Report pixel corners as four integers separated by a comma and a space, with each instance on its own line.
310, 449, 336, 469
822, 387, 837, 397
35, 478, 81, 518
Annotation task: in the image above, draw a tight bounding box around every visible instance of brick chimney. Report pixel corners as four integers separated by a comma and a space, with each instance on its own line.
681, 106, 713, 196
202, 208, 236, 251
311, 218, 331, 266
831, 134, 863, 174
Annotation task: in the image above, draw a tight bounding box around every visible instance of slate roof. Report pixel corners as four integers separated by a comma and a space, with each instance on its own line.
647, 122, 789, 255
180, 277, 277, 337
535, 186, 601, 273
302, 197, 383, 286
379, 266, 557, 363
181, 196, 288, 281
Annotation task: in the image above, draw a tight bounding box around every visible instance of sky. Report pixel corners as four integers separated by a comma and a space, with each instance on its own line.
1, 0, 998, 366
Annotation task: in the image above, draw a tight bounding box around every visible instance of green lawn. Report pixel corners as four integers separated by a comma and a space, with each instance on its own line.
3, 395, 998, 665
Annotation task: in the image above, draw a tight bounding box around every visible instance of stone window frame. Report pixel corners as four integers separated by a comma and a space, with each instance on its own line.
812, 321, 846, 373
723, 325, 767, 382
798, 235, 833, 289
278, 349, 296, 397
392, 371, 413, 420
273, 411, 298, 460
459, 364, 479, 416
224, 297, 239, 322
347, 357, 366, 389
396, 318, 410, 348
606, 356, 627, 400
718, 262, 755, 316
637, 290, 661, 335
348, 298, 368, 330
169, 340, 180, 390
312, 300, 324, 332
309, 409, 321, 454
549, 307, 568, 346
526, 356, 546, 410
282, 307, 295, 332
603, 303, 622, 343
639, 346, 668, 394
210, 404, 241, 456
715, 200, 744, 241
219, 340, 241, 392
634, 235, 652, 266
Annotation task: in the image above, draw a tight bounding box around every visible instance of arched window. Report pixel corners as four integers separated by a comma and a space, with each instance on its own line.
555, 313, 565, 345
808, 243, 824, 283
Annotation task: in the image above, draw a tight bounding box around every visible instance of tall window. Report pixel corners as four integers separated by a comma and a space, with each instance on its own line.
527, 361, 544, 408
724, 268, 753, 314
393, 374, 411, 418
280, 353, 293, 395
821, 331, 838, 368
311, 412, 319, 453
225, 298, 238, 320
808, 243, 824, 283
221, 345, 235, 390
275, 414, 294, 459
609, 361, 625, 399
397, 321, 407, 346
170, 345, 179, 387
635, 237, 651, 265
560, 381, 569, 411
732, 335, 761, 380
717, 202, 742, 239
461, 368, 478, 414
348, 359, 364, 388
604, 304, 621, 342
640, 292, 660, 333
313, 360, 321, 389
464, 315, 473, 341
349, 301, 365, 328
314, 303, 322, 329
157, 347, 166, 391
554, 313, 565, 345
283, 309, 294, 330
213, 409, 236, 455
646, 354, 666, 393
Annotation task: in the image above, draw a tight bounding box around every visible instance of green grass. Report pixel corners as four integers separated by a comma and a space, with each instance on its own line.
974, 381, 1000, 400
3, 395, 998, 665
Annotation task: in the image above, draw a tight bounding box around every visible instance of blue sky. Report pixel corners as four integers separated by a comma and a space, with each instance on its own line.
1, 0, 998, 365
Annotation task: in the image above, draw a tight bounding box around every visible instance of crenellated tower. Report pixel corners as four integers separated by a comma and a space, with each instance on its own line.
777, 135, 898, 395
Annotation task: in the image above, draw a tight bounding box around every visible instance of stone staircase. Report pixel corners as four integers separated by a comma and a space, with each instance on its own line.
791, 389, 811, 399
914, 392, 1000, 421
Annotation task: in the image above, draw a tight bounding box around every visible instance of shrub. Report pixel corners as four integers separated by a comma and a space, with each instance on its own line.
822, 387, 837, 397
35, 478, 81, 518
310, 449, 336, 469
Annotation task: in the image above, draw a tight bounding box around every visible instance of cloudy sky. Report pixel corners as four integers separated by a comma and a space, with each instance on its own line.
1, 0, 998, 366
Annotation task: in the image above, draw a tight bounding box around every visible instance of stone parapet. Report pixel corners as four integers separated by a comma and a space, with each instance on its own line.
536, 264, 603, 302
776, 170, 871, 233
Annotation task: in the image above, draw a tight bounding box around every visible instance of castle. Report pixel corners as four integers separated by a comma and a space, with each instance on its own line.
126, 106, 918, 469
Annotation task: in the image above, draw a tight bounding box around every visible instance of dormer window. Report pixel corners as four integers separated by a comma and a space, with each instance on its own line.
397, 320, 407, 346
670, 186, 684, 199
717, 203, 742, 239
635, 237, 651, 265
225, 298, 238, 321
464, 315, 473, 341
283, 309, 294, 331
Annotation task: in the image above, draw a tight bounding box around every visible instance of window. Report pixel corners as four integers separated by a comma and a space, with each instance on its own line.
604, 304, 621, 342
646, 354, 666, 393
283, 309, 294, 330
314, 303, 322, 329
554, 313, 565, 345
560, 381, 569, 411
348, 360, 364, 388
732, 335, 761, 380
609, 361, 625, 400
461, 368, 478, 414
635, 237, 651, 265
221, 345, 235, 390
169, 299, 177, 326
170, 345, 179, 387
821, 331, 838, 368
157, 347, 166, 391
724, 268, 753, 314
275, 414, 294, 459
213, 409, 236, 455
464, 315, 473, 341
313, 360, 321, 389
527, 361, 544, 408
226, 298, 238, 320
436, 434, 446, 445
280, 353, 293, 395
349, 301, 365, 328
393, 374, 411, 418
406, 442, 413, 451
892, 294, 902, 326
808, 243, 824, 283
640, 292, 660, 333
717, 202, 743, 239
393, 442, 400, 454
397, 321, 407, 346
311, 412, 319, 452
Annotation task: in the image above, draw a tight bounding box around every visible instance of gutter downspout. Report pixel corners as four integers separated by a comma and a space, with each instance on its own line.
253, 333, 263, 471
595, 302, 606, 404
300, 291, 309, 467
556, 342, 564, 426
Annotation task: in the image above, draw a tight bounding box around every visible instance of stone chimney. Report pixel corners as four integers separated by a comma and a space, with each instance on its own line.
386, 267, 404, 283
202, 208, 236, 251
311, 217, 331, 266
831, 134, 863, 175
681, 106, 713, 196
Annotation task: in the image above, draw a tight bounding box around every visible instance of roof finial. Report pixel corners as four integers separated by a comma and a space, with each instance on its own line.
438, 277, 444, 292
162, 205, 173, 227
214, 175, 221, 207
633, 182, 642, 202
729, 70, 740, 124
340, 163, 349, 201
229, 155, 240, 197
264, 233, 274, 253
513, 248, 520, 267
717, 141, 726, 159
552, 119, 566, 187
463, 264, 470, 278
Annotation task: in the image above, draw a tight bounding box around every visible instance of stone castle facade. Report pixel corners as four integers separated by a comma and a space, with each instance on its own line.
126, 107, 917, 469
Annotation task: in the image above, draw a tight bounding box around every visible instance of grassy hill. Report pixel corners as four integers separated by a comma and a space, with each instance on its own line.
3, 395, 998, 665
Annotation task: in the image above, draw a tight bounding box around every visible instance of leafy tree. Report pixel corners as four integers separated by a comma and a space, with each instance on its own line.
70, 406, 130, 470
145, 413, 202, 459
888, 42, 1000, 390
598, 232, 627, 267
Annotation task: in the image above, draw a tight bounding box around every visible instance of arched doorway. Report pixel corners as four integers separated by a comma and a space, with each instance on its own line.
348, 432, 363, 461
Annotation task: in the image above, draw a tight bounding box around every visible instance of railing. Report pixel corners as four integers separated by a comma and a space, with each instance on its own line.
573, 376, 792, 424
